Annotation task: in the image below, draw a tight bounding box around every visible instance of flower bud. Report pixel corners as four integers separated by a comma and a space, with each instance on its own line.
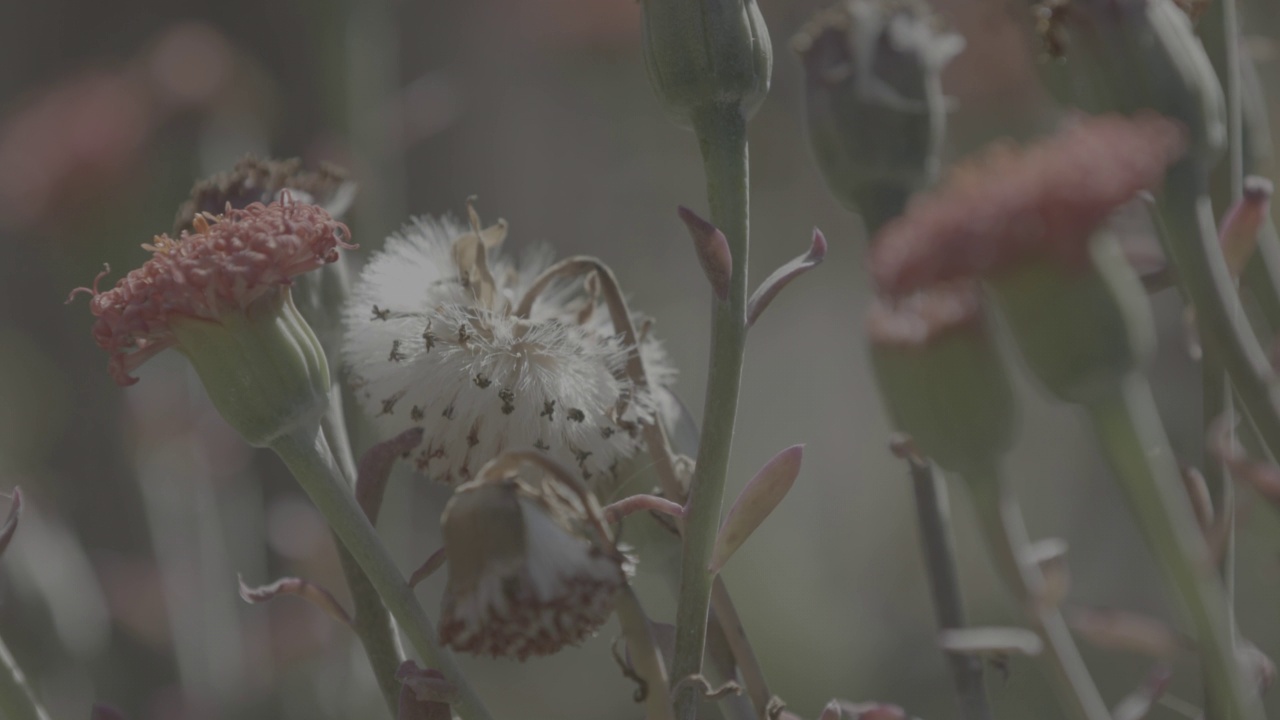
794, 0, 963, 220
438, 471, 631, 659
991, 232, 1156, 405
640, 0, 773, 127
867, 281, 1015, 475
1059, 0, 1225, 171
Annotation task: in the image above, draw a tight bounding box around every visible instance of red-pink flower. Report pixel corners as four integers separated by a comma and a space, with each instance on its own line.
870, 113, 1186, 296
69, 198, 353, 386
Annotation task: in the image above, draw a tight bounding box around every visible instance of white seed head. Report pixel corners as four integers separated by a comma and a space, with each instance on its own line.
342, 214, 675, 486
438, 475, 631, 659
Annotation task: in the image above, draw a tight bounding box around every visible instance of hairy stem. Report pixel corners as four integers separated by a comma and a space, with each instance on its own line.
1086, 374, 1260, 720
672, 103, 751, 720
964, 468, 1109, 720
270, 425, 492, 720
0, 635, 48, 720
321, 395, 404, 714
906, 458, 992, 720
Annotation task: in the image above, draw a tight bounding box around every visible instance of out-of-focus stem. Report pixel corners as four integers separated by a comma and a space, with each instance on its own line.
906, 458, 992, 720
672, 103, 751, 720
0, 635, 49, 720
1086, 375, 1260, 720
964, 469, 1109, 720
322, 395, 403, 714
270, 425, 492, 720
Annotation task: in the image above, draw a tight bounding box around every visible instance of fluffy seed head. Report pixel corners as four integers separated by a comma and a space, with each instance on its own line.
341, 212, 675, 486
869, 113, 1186, 296
438, 471, 630, 659
70, 198, 353, 385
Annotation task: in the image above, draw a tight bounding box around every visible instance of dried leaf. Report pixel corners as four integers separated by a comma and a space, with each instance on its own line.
356, 427, 425, 523
747, 228, 828, 327
678, 206, 733, 302
1219, 176, 1273, 277
708, 445, 804, 574
237, 574, 353, 628
0, 488, 22, 559
1067, 606, 1185, 658
396, 661, 454, 720
818, 700, 843, 720
938, 627, 1043, 657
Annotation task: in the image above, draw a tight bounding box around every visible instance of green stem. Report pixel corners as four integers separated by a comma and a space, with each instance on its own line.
963, 469, 1109, 720
321, 394, 404, 715
1153, 160, 1280, 466
270, 424, 493, 720
0, 635, 48, 720
672, 103, 750, 720
907, 459, 992, 720
1086, 374, 1260, 720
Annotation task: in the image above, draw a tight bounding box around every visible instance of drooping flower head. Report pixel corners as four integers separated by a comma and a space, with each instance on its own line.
869, 113, 1186, 296
438, 455, 631, 659
341, 205, 675, 487
72, 198, 353, 386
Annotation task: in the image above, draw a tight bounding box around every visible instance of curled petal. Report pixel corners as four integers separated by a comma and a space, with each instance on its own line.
237, 574, 353, 628
709, 445, 804, 574
678, 206, 733, 302
356, 427, 425, 522
747, 228, 827, 327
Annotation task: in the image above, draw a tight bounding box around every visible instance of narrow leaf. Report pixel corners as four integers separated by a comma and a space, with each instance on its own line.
678, 206, 733, 302
1219, 176, 1273, 277
356, 427, 425, 523
0, 488, 22, 559
708, 445, 804, 574
408, 547, 448, 588
1067, 606, 1185, 658
938, 627, 1043, 657
747, 228, 828, 327
237, 574, 353, 628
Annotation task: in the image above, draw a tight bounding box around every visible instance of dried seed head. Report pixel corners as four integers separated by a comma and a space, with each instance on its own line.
438, 471, 631, 659
342, 212, 675, 486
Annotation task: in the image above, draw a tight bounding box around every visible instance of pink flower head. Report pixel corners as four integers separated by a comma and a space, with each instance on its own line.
870, 113, 1186, 296
69, 197, 354, 386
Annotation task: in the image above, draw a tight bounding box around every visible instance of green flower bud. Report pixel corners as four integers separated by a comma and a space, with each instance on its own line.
1059, 0, 1225, 171
640, 0, 773, 127
794, 0, 963, 220
867, 282, 1015, 475
990, 232, 1156, 405
172, 288, 331, 447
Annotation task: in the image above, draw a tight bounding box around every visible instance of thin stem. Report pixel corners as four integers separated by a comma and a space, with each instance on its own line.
617, 586, 676, 720
0, 634, 49, 720
270, 424, 493, 720
672, 103, 751, 720
1086, 374, 1261, 720
1153, 160, 1280, 468
906, 458, 992, 720
321, 396, 404, 714
964, 468, 1109, 720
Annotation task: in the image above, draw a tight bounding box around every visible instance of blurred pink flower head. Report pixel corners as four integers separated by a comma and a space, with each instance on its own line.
870, 113, 1186, 296
69, 198, 353, 386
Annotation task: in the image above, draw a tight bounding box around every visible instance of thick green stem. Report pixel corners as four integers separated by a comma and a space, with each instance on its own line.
270, 425, 492, 720
907, 459, 992, 720
321, 395, 404, 715
672, 103, 750, 720
0, 635, 48, 720
963, 469, 1109, 720
1154, 160, 1280, 465
1086, 374, 1260, 720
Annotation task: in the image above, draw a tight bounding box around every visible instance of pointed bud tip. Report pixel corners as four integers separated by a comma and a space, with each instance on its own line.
809, 228, 829, 261
678, 206, 732, 301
